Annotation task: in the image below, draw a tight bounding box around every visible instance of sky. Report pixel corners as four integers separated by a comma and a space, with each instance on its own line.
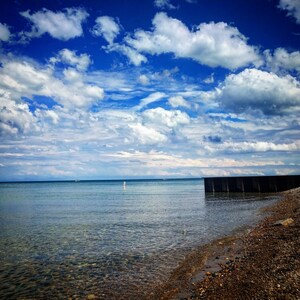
0, 0, 299, 181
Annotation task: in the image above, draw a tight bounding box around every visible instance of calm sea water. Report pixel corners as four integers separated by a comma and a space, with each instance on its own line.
0, 179, 279, 299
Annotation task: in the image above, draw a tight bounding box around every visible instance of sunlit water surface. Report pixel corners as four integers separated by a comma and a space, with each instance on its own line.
0, 179, 279, 299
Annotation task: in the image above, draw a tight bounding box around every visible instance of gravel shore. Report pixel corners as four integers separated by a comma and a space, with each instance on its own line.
152, 187, 300, 300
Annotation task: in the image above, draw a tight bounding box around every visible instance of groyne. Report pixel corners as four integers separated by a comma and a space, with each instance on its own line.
204, 175, 300, 193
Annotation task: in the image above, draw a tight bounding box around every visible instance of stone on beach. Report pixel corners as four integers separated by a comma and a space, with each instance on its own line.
273, 217, 294, 226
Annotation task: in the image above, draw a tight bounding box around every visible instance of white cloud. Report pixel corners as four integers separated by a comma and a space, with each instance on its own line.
216, 68, 300, 115
239, 141, 300, 152
138, 74, 150, 85
128, 123, 167, 144
154, 0, 177, 10
50, 49, 91, 71
0, 89, 37, 135
91, 15, 147, 66
63, 68, 82, 81
126, 12, 262, 70
35, 109, 60, 125
278, 0, 300, 24
162, 67, 179, 77
142, 107, 190, 127
106, 43, 148, 66
204, 141, 300, 154
0, 23, 11, 42
20, 8, 88, 41
0, 57, 104, 109
86, 70, 137, 95
1, 50, 299, 179
134, 92, 166, 110
168, 95, 191, 108
264, 48, 300, 74
107, 150, 284, 169
274, 168, 299, 175
203, 73, 215, 84
92, 16, 121, 44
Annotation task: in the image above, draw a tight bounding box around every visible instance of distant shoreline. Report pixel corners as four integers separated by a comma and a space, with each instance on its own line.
0, 177, 203, 184
2, 175, 299, 185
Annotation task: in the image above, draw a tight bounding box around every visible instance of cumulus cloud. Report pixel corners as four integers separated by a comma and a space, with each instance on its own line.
154, 0, 177, 10
0, 23, 11, 42
62, 68, 83, 82
264, 48, 300, 74
142, 107, 190, 127
129, 123, 167, 144
126, 12, 262, 70
92, 16, 121, 44
231, 141, 300, 153
50, 48, 91, 71
0, 57, 104, 109
106, 43, 148, 66
278, 0, 300, 24
216, 68, 300, 115
91, 15, 147, 66
168, 95, 191, 108
20, 8, 89, 41
138, 74, 150, 85
1, 49, 298, 178
0, 89, 37, 135
35, 109, 60, 125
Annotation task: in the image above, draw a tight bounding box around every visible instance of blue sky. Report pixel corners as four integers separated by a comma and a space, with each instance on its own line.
0, 0, 299, 181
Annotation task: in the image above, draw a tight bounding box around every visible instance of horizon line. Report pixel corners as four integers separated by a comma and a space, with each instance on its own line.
0, 177, 204, 184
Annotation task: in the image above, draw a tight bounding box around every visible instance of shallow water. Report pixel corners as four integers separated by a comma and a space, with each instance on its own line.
0, 179, 279, 299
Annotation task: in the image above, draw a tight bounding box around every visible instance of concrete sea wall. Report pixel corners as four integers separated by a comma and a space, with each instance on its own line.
204, 175, 300, 193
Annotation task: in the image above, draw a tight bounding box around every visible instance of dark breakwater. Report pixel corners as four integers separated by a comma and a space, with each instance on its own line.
204, 175, 300, 193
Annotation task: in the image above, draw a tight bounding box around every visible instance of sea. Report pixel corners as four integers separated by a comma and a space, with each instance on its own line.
0, 179, 279, 299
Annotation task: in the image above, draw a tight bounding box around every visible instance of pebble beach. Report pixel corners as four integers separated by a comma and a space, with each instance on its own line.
152, 187, 300, 300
